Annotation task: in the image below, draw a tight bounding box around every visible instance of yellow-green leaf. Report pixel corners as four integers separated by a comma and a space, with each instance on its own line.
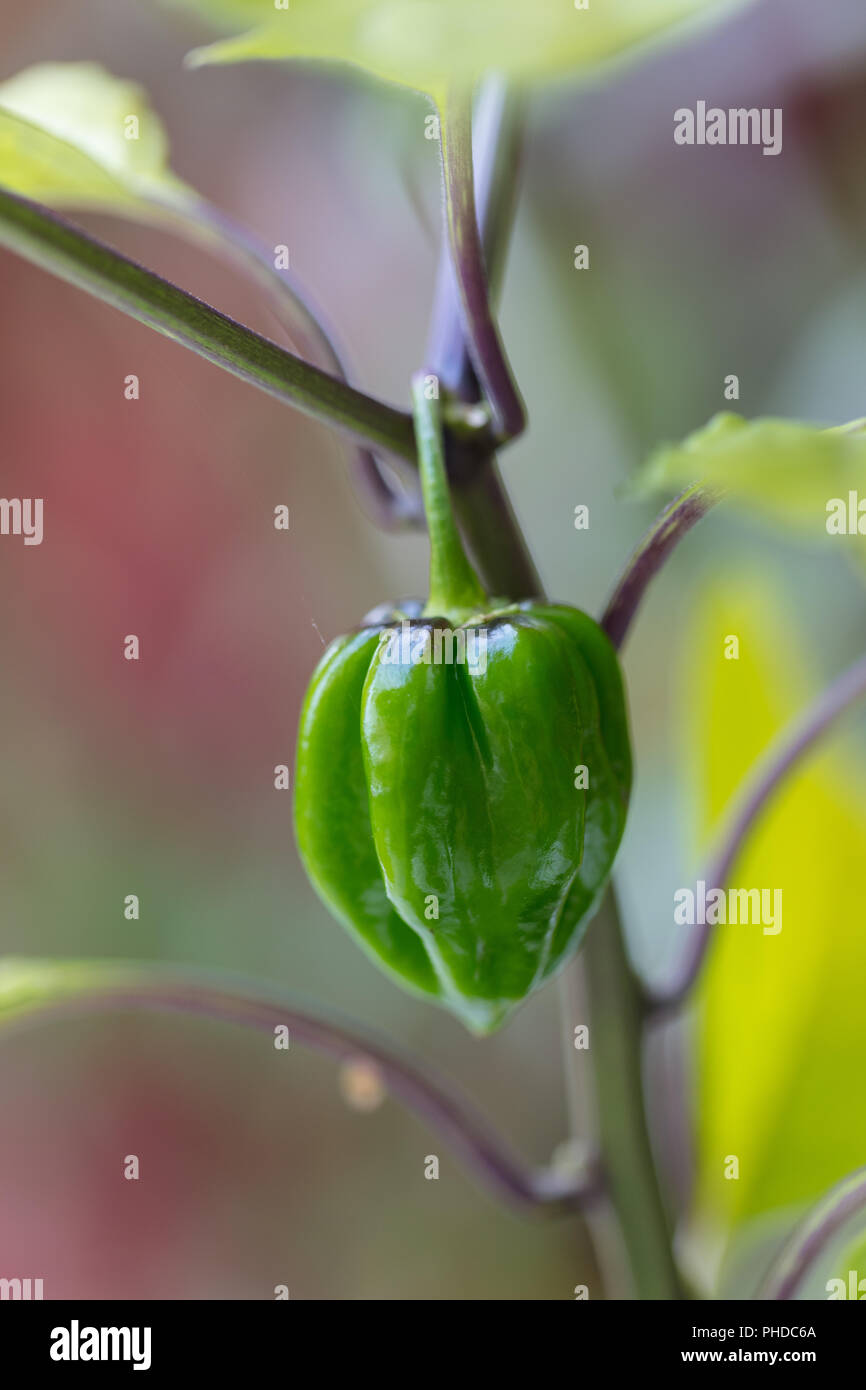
184, 0, 744, 96
0, 62, 193, 214
681, 579, 866, 1273
638, 411, 866, 541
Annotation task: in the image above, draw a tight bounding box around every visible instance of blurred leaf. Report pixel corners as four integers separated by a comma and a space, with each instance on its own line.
753, 1164, 866, 1298
713, 1208, 796, 1299
637, 412, 866, 542
184, 0, 744, 96
681, 580, 866, 1257
0, 63, 194, 215
0, 60, 385, 431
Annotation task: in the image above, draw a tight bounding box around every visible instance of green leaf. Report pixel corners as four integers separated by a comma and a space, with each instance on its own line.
0, 60, 408, 458
636, 412, 866, 539
680, 580, 866, 1277
0, 62, 193, 214
184, 0, 742, 96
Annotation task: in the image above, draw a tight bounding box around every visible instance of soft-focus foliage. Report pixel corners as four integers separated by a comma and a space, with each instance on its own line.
182, 0, 745, 97
638, 412, 866, 540
682, 581, 866, 1254
0, 63, 192, 213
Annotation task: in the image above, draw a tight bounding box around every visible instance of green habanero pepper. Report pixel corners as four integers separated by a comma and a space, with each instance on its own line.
294, 374, 632, 1034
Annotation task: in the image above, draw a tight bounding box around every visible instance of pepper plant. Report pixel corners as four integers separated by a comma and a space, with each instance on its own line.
2, 0, 866, 1301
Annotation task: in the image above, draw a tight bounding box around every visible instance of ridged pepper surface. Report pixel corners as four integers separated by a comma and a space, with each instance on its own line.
295, 379, 631, 1033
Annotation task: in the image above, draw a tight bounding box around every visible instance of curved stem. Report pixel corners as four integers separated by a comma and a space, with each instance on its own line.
427, 74, 524, 403
0, 958, 599, 1215
171, 195, 423, 528
437, 86, 525, 441
174, 197, 364, 375
426, 77, 537, 598
649, 650, 866, 1014
601, 484, 718, 648
758, 1163, 866, 1299
0, 184, 418, 463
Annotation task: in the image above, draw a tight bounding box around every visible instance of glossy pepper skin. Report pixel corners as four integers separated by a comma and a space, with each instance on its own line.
294, 378, 631, 1034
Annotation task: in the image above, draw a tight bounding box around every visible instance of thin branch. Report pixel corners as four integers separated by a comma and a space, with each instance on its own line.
650, 650, 866, 1014
349, 451, 426, 530
175, 197, 424, 528
0, 184, 418, 464
426, 77, 537, 596
758, 1163, 866, 1299
171, 197, 363, 378
436, 86, 525, 441
601, 484, 718, 650
427, 74, 524, 403
0, 959, 599, 1215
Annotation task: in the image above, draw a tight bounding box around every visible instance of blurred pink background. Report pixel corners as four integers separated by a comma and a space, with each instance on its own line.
3, 0, 866, 1297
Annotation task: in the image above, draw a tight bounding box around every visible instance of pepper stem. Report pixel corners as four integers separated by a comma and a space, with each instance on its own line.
412, 372, 488, 620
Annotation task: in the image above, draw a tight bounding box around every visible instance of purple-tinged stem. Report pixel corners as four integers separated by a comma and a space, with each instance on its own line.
601, 484, 717, 650
175, 196, 424, 528
437, 85, 526, 441
650, 650, 866, 1014
426, 77, 536, 595
758, 1163, 866, 1299
427, 74, 523, 403
0, 961, 599, 1215
0, 185, 418, 464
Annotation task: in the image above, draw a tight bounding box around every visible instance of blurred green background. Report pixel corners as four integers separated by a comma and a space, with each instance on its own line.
2, 0, 866, 1299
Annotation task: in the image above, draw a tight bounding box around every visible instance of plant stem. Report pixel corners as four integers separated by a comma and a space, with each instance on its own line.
411, 374, 488, 617
451, 457, 542, 599
432, 76, 682, 1298
650, 647, 866, 1014
0, 185, 418, 463
452, 419, 683, 1301
427, 74, 524, 403
758, 1162, 866, 1299
601, 484, 718, 648
582, 890, 685, 1299
427, 74, 535, 597
0, 957, 599, 1217
437, 85, 525, 441
170, 195, 423, 526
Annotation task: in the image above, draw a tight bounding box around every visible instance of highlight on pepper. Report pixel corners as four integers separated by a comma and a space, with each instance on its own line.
294, 373, 632, 1033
